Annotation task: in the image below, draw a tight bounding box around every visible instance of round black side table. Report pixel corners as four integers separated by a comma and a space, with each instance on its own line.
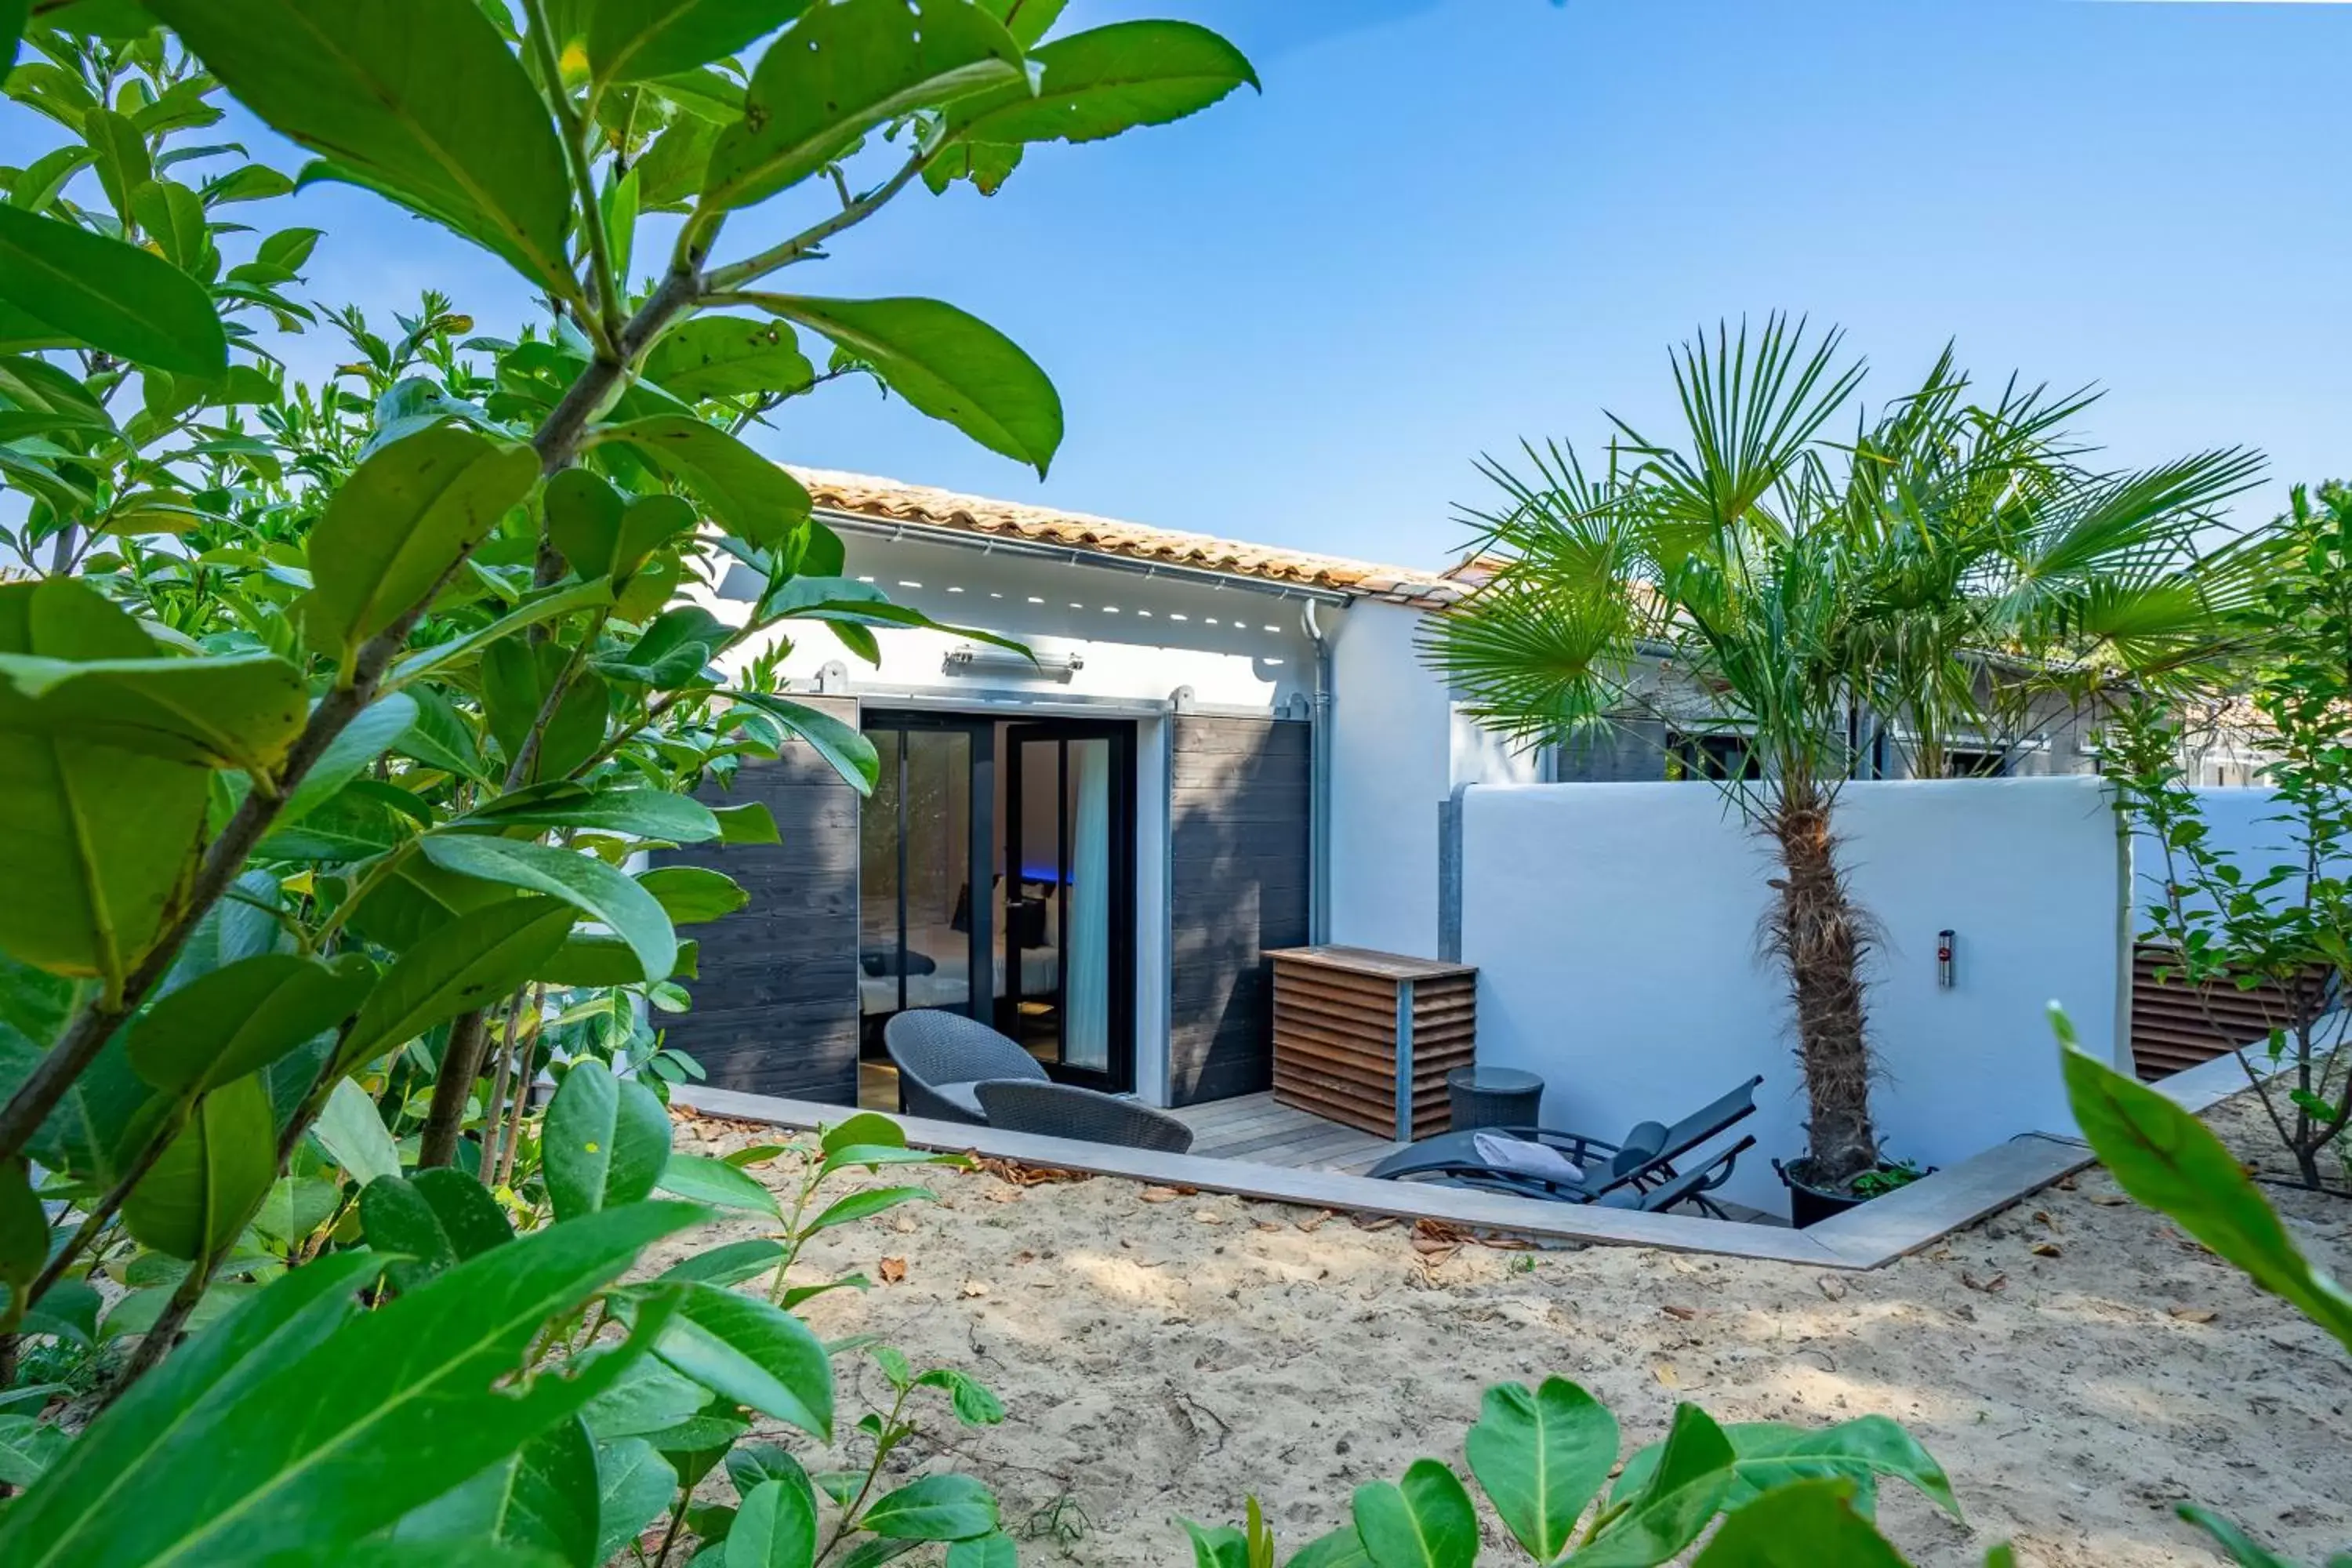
1446, 1065, 1544, 1132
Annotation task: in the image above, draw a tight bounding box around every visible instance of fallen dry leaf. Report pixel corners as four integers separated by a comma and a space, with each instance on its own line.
1653, 1361, 1681, 1388
1661, 1304, 1699, 1322
1139, 1187, 1185, 1204
972, 1156, 1091, 1187
2170, 1306, 2220, 1324
1255, 1220, 1285, 1232
2031, 1242, 2062, 1258
2089, 1193, 2129, 1207
1962, 1271, 2009, 1294
1295, 1210, 1334, 1232
959, 1279, 989, 1298
1192, 1210, 1226, 1225
878, 1256, 907, 1284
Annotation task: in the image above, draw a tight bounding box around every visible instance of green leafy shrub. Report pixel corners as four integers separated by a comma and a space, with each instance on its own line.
0, 2, 1257, 1561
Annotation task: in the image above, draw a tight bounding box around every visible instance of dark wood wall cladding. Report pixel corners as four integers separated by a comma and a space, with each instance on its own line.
655, 697, 860, 1105
1168, 715, 1311, 1106
2129, 942, 2328, 1082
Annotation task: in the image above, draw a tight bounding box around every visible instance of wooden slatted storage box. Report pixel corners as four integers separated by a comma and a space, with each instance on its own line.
1267, 946, 1476, 1141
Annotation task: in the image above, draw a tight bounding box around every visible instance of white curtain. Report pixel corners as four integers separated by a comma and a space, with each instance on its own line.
1063, 739, 1111, 1072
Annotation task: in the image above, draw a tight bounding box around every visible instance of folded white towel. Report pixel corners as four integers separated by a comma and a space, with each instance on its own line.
1472, 1131, 1586, 1185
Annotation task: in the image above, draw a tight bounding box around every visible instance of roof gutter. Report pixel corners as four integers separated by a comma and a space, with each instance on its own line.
1302, 600, 1334, 946
815, 507, 1355, 607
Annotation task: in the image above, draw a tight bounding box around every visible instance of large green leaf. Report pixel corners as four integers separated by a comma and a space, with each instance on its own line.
1349, 1461, 1476, 1568
394, 1414, 601, 1566
0, 202, 225, 376
0, 1202, 702, 1565
542, 1058, 673, 1223
361, 1167, 514, 1292
0, 1156, 45, 1333
463, 782, 720, 843
1463, 1378, 1618, 1560
946, 21, 1255, 150
1574, 1404, 1736, 1568
123, 1074, 278, 1261
128, 953, 376, 1097
305, 424, 540, 673
1611, 1414, 1959, 1523
643, 1280, 831, 1439
538, 933, 698, 988
310, 1077, 401, 1185
0, 1250, 386, 1565
13, 1025, 155, 1190
700, 0, 1023, 209
422, 835, 677, 984
861, 1473, 997, 1543
729, 690, 878, 793
728, 1472, 820, 1568
0, 726, 206, 985
338, 896, 578, 1072
386, 579, 615, 691
0, 604, 219, 947
1687, 1479, 1908, 1568
0, 648, 308, 773
655, 1151, 781, 1217
593, 1437, 678, 1566
641, 314, 814, 401
275, 691, 419, 824
589, 0, 811, 84
603, 416, 809, 544
634, 865, 748, 925
2060, 1040, 2352, 1353
146, 0, 575, 292
748, 296, 1060, 475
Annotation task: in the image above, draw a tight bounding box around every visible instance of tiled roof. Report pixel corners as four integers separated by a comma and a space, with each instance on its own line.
787, 466, 1463, 609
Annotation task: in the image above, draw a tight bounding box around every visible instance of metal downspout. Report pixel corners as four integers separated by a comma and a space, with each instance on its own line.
1303, 601, 1334, 946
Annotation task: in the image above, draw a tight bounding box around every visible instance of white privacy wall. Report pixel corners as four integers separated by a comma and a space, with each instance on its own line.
2127, 787, 2342, 931
1457, 777, 2129, 1212
1326, 601, 1453, 957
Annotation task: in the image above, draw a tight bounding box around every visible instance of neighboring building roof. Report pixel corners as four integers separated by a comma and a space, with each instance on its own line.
787, 466, 1464, 609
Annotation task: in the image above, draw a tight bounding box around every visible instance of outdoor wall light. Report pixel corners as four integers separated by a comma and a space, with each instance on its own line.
1937, 928, 1956, 989
943, 645, 1081, 683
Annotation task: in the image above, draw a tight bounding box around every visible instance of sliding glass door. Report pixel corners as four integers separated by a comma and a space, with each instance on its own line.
1004, 722, 1134, 1091
858, 718, 993, 1091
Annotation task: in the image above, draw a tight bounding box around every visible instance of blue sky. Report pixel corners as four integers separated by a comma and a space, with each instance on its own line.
16, 0, 2349, 570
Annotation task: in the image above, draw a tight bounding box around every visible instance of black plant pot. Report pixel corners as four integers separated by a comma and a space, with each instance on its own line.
1775, 1156, 1870, 1229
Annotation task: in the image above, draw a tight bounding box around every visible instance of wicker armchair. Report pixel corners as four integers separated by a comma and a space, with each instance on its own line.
881, 1009, 1047, 1124
973, 1080, 1195, 1153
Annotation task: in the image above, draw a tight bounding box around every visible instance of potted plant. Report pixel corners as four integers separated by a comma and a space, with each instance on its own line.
1427, 318, 2264, 1225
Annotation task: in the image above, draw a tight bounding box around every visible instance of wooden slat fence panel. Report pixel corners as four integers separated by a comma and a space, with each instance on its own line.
655, 697, 861, 1104
1168, 715, 1310, 1105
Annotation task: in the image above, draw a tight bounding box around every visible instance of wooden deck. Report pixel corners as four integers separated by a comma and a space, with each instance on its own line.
1168, 1091, 1410, 1174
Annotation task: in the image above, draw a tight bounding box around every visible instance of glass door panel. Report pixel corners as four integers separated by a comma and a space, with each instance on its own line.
1004, 723, 1133, 1091
858, 720, 990, 1110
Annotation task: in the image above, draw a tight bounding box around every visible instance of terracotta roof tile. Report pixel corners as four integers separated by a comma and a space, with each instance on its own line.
787, 466, 1462, 608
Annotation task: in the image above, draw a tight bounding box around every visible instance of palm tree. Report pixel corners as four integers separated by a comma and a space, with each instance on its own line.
1425, 316, 2266, 1192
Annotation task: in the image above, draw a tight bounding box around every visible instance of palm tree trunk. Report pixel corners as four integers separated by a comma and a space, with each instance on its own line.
1766, 779, 1879, 1187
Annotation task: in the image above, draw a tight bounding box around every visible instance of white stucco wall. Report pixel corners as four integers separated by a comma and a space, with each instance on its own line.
705, 528, 1318, 711
1457, 777, 2129, 1212
1325, 601, 1454, 959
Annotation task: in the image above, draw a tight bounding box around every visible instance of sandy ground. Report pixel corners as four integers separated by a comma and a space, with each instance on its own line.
658, 1091, 2351, 1567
